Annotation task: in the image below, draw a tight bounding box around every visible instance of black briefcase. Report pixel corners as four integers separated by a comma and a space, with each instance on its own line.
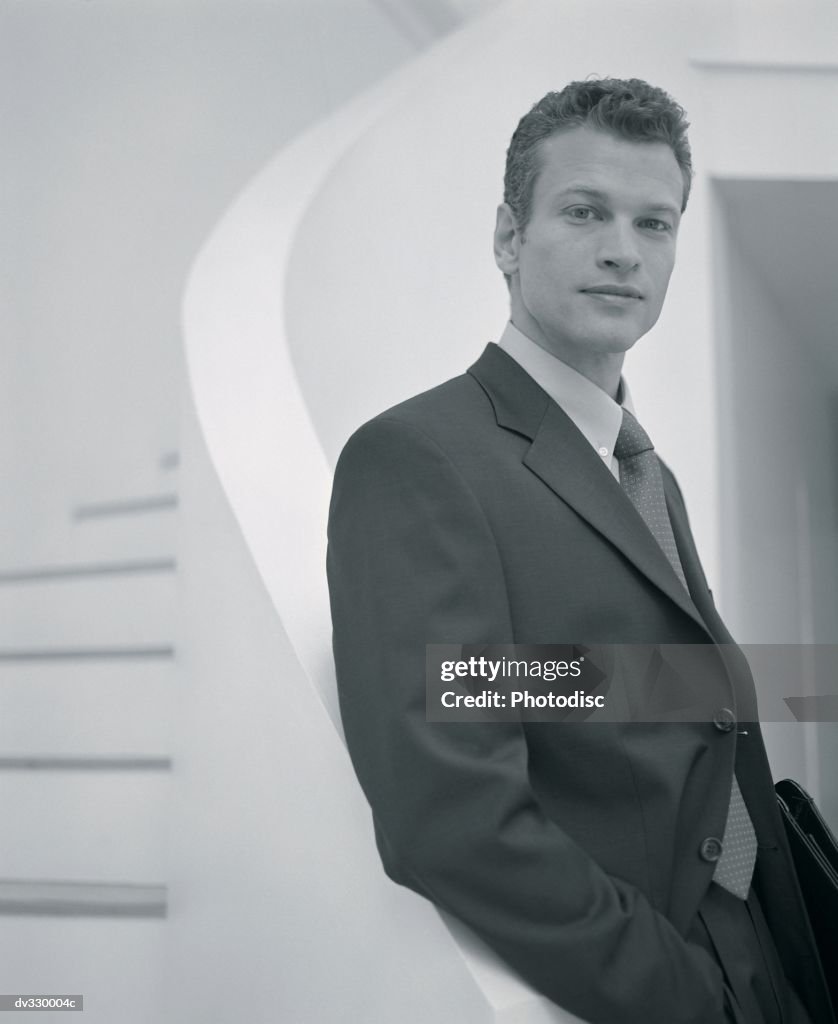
775, 779, 838, 1012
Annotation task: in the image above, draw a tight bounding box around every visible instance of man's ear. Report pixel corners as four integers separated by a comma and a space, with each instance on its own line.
494, 203, 522, 277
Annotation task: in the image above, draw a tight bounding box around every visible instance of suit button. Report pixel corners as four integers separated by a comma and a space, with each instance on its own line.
713, 708, 736, 732
700, 837, 723, 862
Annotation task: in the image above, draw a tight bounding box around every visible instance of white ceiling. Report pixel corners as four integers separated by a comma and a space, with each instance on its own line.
371, 0, 502, 44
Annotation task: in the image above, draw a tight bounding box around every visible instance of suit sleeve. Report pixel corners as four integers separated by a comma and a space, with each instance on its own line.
327, 416, 727, 1024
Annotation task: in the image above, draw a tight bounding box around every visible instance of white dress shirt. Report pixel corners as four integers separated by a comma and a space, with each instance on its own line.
496, 320, 635, 482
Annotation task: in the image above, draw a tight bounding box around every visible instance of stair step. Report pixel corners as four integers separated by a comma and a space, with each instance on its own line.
0, 658, 175, 757
0, 774, 170, 880
0, 879, 166, 917
0, 915, 166, 1022
0, 573, 176, 648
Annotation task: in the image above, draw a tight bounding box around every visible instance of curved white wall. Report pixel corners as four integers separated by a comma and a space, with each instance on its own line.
170, 11, 578, 1015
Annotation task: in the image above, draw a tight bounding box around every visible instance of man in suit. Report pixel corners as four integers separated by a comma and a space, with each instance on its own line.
327, 79, 833, 1024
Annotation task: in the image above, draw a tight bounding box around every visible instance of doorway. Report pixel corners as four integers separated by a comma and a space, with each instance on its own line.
712, 178, 838, 828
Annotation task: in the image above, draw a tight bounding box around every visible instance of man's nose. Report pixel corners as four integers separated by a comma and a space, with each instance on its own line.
596, 220, 641, 272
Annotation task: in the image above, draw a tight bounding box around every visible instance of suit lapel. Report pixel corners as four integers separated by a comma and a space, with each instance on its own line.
469, 343, 709, 634
666, 486, 735, 645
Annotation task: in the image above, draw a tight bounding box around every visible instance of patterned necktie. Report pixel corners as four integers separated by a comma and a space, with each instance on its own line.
614, 409, 757, 900
714, 776, 758, 899
613, 409, 688, 590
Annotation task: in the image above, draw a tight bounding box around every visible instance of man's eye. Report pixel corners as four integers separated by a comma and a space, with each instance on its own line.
566, 206, 596, 221
640, 218, 672, 232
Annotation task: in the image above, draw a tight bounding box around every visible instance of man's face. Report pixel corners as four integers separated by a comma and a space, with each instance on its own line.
495, 125, 684, 375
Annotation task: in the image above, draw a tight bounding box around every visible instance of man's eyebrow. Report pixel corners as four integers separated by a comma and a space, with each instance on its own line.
555, 185, 680, 217
556, 186, 609, 203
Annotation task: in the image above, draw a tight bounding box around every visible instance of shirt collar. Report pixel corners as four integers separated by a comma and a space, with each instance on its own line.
496, 321, 634, 463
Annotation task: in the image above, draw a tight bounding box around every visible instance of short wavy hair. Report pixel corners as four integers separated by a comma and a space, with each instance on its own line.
504, 78, 693, 232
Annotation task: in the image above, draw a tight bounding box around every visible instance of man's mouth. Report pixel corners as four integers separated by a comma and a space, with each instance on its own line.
580, 285, 643, 300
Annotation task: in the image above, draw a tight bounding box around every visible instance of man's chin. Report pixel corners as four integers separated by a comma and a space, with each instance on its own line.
582, 332, 644, 356
579, 303, 652, 342
529, 320, 645, 363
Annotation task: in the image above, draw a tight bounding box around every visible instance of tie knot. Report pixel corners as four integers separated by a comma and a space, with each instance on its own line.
614, 409, 654, 461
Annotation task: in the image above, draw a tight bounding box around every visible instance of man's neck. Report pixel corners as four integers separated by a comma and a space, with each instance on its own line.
509, 316, 624, 401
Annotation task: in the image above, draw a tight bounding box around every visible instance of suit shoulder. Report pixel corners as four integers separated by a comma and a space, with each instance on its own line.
338, 369, 494, 462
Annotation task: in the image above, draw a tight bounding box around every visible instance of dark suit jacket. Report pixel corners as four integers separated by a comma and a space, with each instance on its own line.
327, 343, 832, 1024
